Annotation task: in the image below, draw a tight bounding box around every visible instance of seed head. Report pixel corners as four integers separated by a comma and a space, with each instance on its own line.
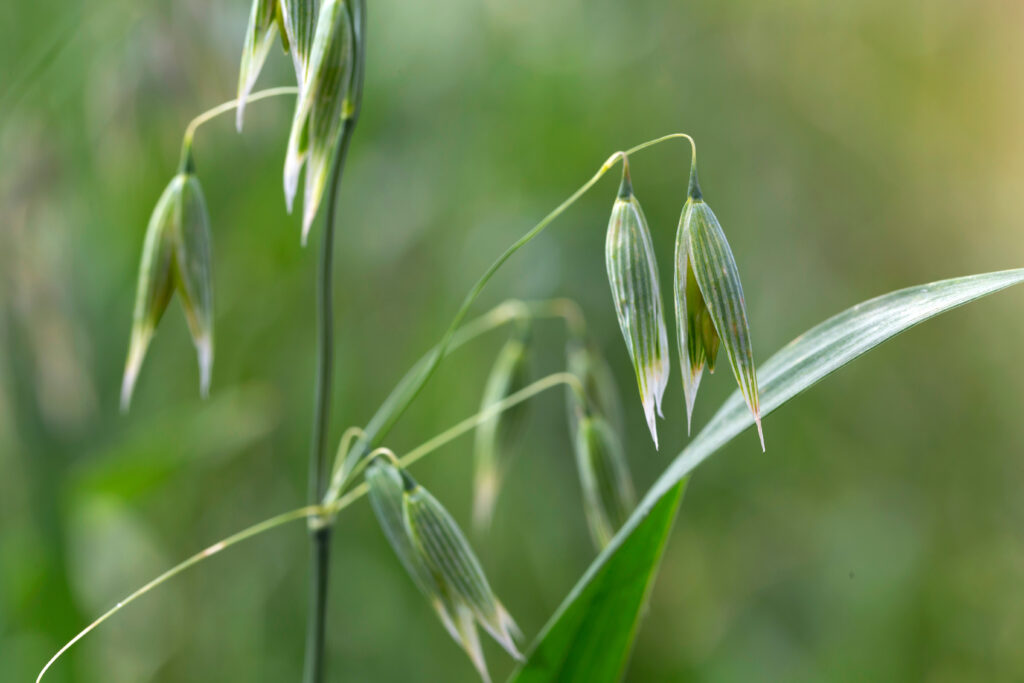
367, 460, 522, 682
573, 415, 636, 549
366, 459, 447, 604
472, 325, 531, 531
283, 0, 355, 243
674, 159, 763, 449
121, 157, 214, 410
402, 474, 523, 663
236, 0, 280, 131
605, 160, 671, 449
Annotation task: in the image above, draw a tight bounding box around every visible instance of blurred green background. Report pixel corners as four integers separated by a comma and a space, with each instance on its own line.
3, 0, 1024, 680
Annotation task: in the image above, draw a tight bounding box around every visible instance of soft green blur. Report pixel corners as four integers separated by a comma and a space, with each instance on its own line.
3, 0, 1024, 681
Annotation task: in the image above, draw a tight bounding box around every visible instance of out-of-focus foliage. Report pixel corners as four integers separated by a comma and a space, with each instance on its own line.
2, 0, 1024, 681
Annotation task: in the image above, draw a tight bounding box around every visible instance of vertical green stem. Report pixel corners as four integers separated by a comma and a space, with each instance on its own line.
303, 2, 366, 682
303, 125, 356, 683
302, 138, 342, 683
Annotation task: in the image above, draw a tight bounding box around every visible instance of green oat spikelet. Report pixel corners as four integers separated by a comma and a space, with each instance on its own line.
236, 0, 280, 131
367, 459, 522, 682
121, 152, 214, 410
365, 459, 492, 677
278, 0, 319, 87
573, 414, 635, 549
283, 0, 354, 243
472, 324, 531, 531
675, 156, 763, 449
402, 473, 523, 666
605, 159, 671, 449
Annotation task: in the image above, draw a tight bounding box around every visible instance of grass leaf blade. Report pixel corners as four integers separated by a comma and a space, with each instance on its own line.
508, 479, 686, 683
511, 268, 1024, 682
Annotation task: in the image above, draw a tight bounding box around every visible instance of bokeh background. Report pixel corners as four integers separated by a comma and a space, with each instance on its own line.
3, 0, 1024, 680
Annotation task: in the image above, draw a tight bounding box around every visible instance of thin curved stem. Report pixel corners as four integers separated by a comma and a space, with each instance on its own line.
35, 504, 323, 683
403, 372, 584, 468
331, 372, 586, 514
179, 86, 298, 169
624, 132, 696, 165
326, 300, 530, 500
38, 131, 695, 683
37, 370, 579, 683
326, 426, 368, 486
344, 133, 697, 481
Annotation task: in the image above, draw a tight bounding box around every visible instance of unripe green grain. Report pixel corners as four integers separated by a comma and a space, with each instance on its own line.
605, 160, 671, 449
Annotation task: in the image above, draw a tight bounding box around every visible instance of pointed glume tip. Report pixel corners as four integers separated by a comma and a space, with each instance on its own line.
197, 337, 212, 398
754, 414, 765, 452
120, 366, 138, 413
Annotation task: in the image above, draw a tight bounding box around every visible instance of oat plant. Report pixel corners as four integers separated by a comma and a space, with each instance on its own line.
35, 3, 1024, 682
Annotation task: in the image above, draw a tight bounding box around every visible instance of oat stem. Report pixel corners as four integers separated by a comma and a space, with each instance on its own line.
324, 298, 589, 502
342, 133, 698, 479
324, 299, 531, 500
178, 86, 299, 168
304, 2, 367, 681
35, 504, 323, 683
331, 372, 587, 513
38, 133, 692, 683
37, 372, 579, 683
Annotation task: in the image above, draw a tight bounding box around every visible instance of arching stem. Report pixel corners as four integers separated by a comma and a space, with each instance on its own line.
178, 86, 299, 170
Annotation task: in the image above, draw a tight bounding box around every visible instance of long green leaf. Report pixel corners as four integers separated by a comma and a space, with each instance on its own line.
511, 480, 687, 683
511, 268, 1024, 682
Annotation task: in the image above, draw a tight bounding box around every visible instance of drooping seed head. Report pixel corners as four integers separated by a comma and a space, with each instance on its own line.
573, 415, 636, 549
121, 176, 182, 410
365, 459, 492, 681
402, 476, 523, 663
675, 160, 764, 449
472, 326, 530, 531
366, 459, 447, 603
236, 0, 280, 131
605, 160, 671, 449
674, 192, 718, 431
121, 161, 215, 410
282, 0, 354, 243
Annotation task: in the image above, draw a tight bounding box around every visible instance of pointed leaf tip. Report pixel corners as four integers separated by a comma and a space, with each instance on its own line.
512, 270, 1024, 683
